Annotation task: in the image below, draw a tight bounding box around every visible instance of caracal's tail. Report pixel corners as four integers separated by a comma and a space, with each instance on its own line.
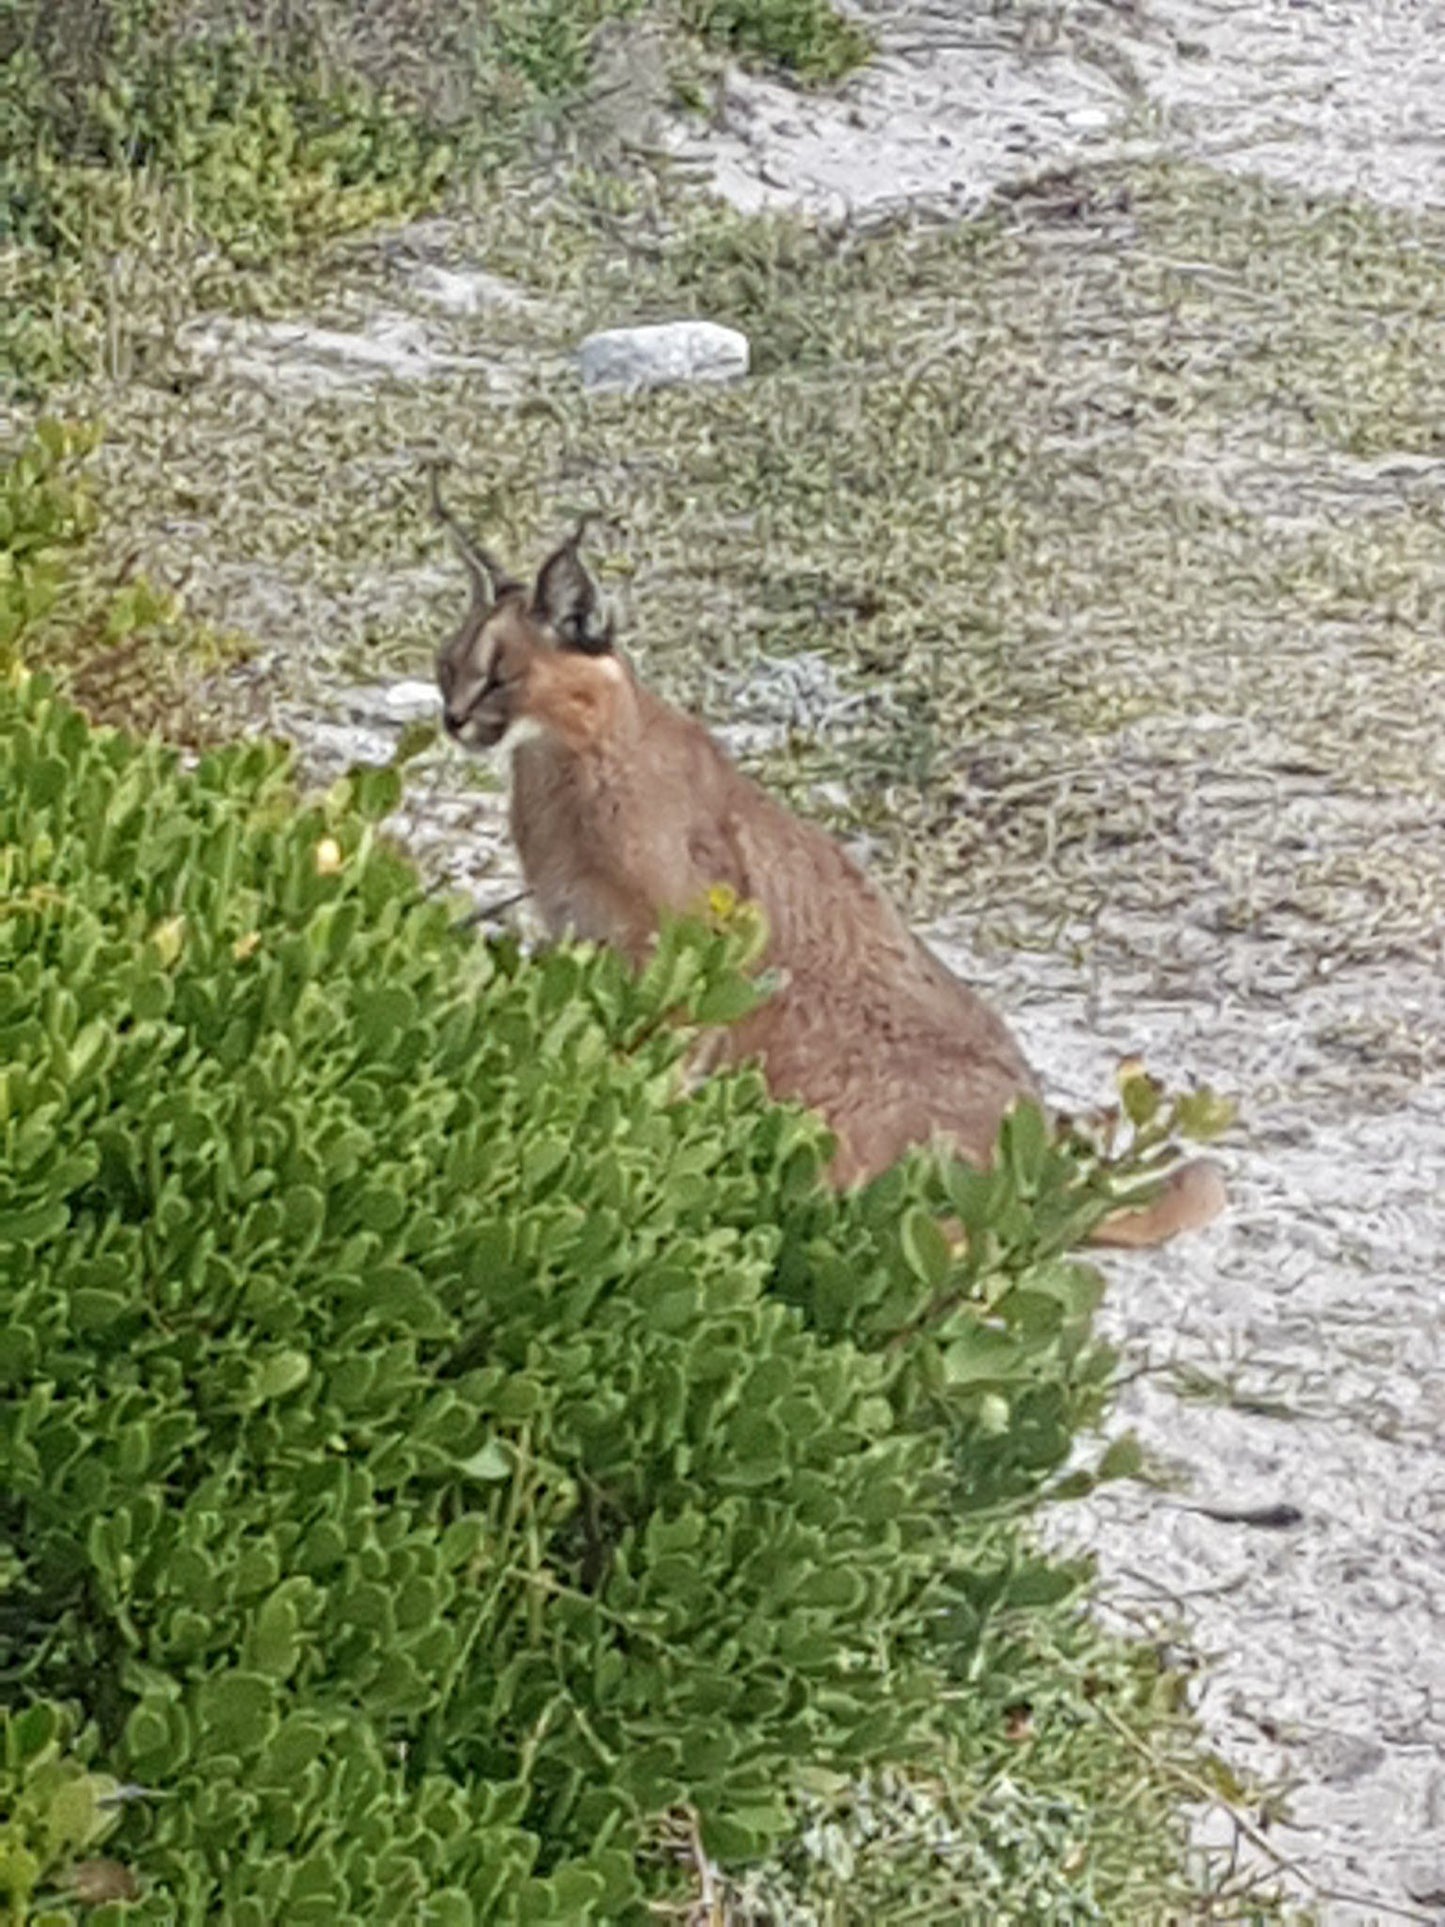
1088, 1158, 1228, 1249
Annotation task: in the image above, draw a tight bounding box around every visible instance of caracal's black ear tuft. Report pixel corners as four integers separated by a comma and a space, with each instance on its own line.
531, 521, 614, 655
426, 460, 519, 603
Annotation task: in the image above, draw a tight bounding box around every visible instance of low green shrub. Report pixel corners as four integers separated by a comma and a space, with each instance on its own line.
0, 659, 1232, 1918
1, 30, 453, 291
488, 0, 647, 97
0, 416, 1251, 1917
0, 422, 235, 739
1, 0, 451, 392
0, 423, 101, 659
681, 0, 871, 81
0, 687, 906, 1906
0, 1701, 129, 1924
0, 674, 876, 1918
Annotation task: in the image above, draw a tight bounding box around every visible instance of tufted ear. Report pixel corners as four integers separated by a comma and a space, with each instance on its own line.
426, 462, 518, 603
531, 524, 614, 654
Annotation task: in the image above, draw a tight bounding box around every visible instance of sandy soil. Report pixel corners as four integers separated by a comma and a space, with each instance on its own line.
671, 0, 1445, 222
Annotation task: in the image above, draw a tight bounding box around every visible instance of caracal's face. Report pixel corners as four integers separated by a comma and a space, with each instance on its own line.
437, 595, 542, 753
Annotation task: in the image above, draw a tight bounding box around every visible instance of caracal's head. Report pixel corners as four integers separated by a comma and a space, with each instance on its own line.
429, 467, 614, 753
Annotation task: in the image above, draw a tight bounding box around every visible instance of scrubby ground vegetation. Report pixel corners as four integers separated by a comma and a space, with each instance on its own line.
1, 0, 864, 392
0, 0, 1344, 1918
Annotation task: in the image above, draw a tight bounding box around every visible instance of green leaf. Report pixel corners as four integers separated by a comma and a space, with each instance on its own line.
252, 1350, 311, 1402
996, 1288, 1064, 1342
942, 1159, 998, 1242
356, 1184, 406, 1233
0, 1323, 38, 1383
129, 969, 173, 1021
457, 1441, 511, 1482
975, 1391, 1011, 1436
122, 1700, 172, 1767
424, 1892, 476, 1927
281, 1184, 326, 1245
249, 1590, 302, 1679
9, 1700, 58, 1764
195, 1671, 279, 1753
45, 1773, 101, 1849
439, 1516, 487, 1566
941, 1321, 1022, 1385
1118, 1062, 1163, 1128
26, 754, 68, 806
1002, 1099, 1050, 1197
262, 1715, 328, 1783
67, 1288, 130, 1333
521, 1134, 568, 1191
794, 1566, 865, 1611
491, 1376, 544, 1422
352, 764, 403, 822
691, 972, 763, 1026
1174, 1087, 1239, 1141
34, 417, 69, 459
353, 984, 417, 1046
1097, 1432, 1145, 1484
391, 720, 438, 768
898, 1206, 950, 1291
1004, 1558, 1088, 1609
0, 1196, 70, 1246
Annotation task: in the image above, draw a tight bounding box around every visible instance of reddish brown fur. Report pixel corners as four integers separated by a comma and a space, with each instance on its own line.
435, 526, 1225, 1249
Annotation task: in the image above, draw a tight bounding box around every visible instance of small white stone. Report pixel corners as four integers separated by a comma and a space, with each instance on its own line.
302, 720, 398, 767
371, 678, 441, 723
410, 266, 536, 315
576, 320, 750, 393
331, 679, 441, 729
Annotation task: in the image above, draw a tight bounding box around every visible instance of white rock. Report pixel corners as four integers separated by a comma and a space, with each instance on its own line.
321, 680, 441, 729
182, 311, 500, 395
298, 720, 398, 768
410, 266, 537, 315
716, 720, 788, 759
368, 678, 441, 723
576, 321, 750, 393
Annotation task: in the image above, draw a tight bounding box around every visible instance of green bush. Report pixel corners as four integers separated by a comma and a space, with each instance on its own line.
0, 421, 234, 739
1, 0, 454, 392
1, 22, 453, 267
0, 422, 1251, 1918
682, 0, 871, 81
0, 662, 1227, 1917
0, 423, 101, 658
0, 1701, 127, 1924
0, 666, 1076, 1916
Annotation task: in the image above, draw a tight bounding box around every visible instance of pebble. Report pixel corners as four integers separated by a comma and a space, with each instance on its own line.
576, 320, 750, 393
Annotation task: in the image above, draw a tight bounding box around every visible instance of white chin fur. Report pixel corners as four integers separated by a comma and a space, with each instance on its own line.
496, 714, 546, 757
455, 714, 544, 756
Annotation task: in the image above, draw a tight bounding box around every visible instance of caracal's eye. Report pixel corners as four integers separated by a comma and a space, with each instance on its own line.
479, 644, 510, 696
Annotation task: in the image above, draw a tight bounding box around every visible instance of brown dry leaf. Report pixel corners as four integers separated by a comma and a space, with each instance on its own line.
69, 1858, 140, 1904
